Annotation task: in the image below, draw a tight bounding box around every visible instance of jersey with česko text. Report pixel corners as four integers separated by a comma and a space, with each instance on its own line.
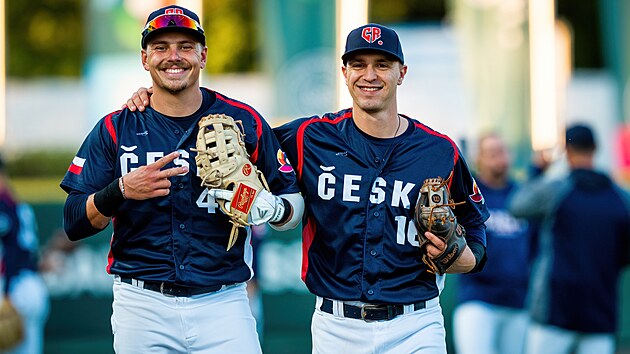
60, 88, 300, 287
274, 109, 489, 304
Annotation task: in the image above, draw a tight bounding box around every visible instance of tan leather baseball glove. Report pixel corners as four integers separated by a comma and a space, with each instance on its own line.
0, 298, 24, 350
413, 177, 467, 275
193, 114, 276, 251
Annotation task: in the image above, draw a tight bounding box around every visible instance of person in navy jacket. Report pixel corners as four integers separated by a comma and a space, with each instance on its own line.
0, 156, 49, 354
509, 123, 630, 354
453, 133, 534, 354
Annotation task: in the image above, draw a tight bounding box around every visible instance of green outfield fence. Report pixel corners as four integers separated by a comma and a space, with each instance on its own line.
29, 203, 630, 354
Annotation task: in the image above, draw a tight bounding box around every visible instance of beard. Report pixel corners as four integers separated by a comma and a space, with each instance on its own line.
160, 80, 189, 94
151, 64, 192, 94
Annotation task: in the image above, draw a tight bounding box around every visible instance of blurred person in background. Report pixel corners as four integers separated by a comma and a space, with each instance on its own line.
38, 229, 80, 277
0, 157, 50, 354
60, 5, 303, 354
452, 132, 534, 354
509, 123, 630, 354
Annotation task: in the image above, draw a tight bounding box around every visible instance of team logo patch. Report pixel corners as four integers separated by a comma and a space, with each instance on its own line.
242, 164, 252, 176
165, 8, 183, 15
68, 156, 86, 175
362, 27, 382, 45
469, 179, 485, 204
276, 149, 294, 173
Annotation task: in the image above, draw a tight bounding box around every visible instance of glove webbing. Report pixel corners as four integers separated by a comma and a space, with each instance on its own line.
425, 179, 465, 233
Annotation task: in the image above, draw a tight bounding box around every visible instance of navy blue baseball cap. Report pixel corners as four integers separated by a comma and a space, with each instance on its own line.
566, 124, 596, 150
141, 5, 205, 49
342, 24, 404, 64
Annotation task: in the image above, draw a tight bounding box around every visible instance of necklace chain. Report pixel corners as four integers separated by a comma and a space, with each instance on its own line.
392, 114, 402, 138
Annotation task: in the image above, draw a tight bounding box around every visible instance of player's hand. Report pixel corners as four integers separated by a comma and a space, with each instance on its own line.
423, 231, 445, 258
122, 86, 153, 112
423, 232, 475, 273
209, 188, 285, 225
122, 151, 188, 200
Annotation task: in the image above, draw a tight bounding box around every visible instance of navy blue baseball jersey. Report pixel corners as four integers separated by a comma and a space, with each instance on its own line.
0, 191, 20, 293
457, 179, 533, 309
274, 109, 489, 304
61, 88, 300, 287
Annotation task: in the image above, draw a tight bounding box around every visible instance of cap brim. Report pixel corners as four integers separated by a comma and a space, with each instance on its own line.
342, 48, 403, 64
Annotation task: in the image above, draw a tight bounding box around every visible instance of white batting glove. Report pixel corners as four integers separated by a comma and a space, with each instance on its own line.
209, 188, 286, 225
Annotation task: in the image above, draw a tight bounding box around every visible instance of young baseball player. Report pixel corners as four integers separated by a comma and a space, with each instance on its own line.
128, 23, 489, 354
60, 5, 303, 354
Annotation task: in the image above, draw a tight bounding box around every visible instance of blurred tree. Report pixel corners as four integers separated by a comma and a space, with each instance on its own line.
7, 0, 85, 78
370, 0, 446, 23
2, 0, 604, 77
203, 0, 258, 73
557, 0, 603, 68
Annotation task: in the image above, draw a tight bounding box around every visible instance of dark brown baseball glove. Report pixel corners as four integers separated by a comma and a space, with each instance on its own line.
414, 177, 466, 275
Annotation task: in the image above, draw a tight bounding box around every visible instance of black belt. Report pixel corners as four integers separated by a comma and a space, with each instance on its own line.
120, 277, 223, 297
320, 298, 426, 322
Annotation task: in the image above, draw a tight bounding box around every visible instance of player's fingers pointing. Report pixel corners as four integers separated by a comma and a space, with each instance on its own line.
158, 166, 188, 179
151, 151, 180, 170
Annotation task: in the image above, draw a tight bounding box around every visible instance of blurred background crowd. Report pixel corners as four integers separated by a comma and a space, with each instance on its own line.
1, 0, 630, 353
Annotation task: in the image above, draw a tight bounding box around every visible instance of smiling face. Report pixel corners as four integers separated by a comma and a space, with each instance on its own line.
342, 52, 407, 114
141, 31, 207, 94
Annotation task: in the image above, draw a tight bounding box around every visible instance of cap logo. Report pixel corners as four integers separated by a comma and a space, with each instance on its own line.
165, 8, 184, 15
361, 27, 382, 44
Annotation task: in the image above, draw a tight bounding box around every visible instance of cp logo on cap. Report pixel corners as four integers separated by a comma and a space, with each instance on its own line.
362, 27, 382, 44
165, 8, 184, 15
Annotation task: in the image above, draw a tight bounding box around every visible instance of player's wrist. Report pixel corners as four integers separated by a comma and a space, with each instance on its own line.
93, 178, 126, 217
118, 177, 128, 199
269, 197, 291, 225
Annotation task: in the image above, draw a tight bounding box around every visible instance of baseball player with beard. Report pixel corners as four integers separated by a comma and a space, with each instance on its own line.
126, 23, 489, 354
61, 5, 303, 354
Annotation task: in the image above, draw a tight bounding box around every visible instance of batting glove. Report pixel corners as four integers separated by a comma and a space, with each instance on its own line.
208, 189, 286, 225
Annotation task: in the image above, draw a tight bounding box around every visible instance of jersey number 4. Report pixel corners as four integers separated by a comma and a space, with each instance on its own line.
196, 189, 219, 213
